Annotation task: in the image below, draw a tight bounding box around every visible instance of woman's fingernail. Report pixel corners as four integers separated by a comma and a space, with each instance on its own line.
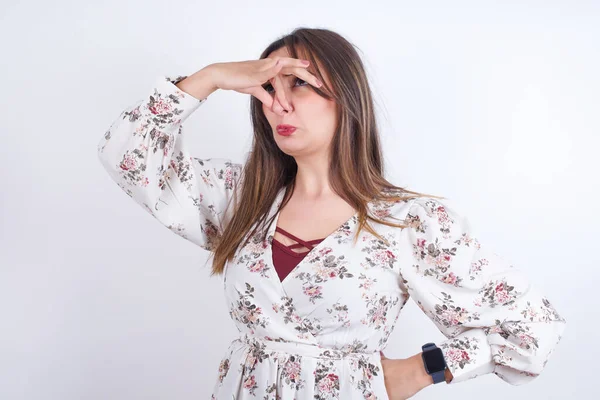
302, 60, 310, 65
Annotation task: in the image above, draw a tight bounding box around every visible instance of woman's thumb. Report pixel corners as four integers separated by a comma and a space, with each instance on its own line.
261, 59, 283, 81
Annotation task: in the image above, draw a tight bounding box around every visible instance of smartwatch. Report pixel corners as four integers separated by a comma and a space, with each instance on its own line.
421, 342, 448, 384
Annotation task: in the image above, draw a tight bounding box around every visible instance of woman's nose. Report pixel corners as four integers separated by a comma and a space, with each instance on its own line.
273, 95, 293, 115
271, 98, 285, 115
281, 88, 294, 112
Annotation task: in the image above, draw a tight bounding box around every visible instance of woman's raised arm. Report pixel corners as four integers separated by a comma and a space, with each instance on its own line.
97, 72, 242, 252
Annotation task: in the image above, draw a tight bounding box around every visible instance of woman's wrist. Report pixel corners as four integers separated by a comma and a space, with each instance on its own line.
410, 352, 434, 389
444, 366, 454, 383
175, 65, 220, 101
410, 351, 453, 387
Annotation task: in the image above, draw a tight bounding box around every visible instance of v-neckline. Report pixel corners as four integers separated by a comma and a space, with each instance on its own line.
266, 187, 360, 287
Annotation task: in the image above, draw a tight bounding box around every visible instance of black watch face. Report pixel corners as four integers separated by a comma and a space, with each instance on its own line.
423, 348, 446, 372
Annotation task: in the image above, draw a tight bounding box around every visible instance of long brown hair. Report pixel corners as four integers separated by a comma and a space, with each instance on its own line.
209, 27, 443, 277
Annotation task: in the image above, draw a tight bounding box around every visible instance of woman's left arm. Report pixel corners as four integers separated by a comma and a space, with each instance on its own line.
394, 196, 566, 388
379, 349, 440, 399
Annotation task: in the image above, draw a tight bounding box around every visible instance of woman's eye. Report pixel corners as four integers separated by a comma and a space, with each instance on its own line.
294, 78, 307, 87
263, 78, 307, 94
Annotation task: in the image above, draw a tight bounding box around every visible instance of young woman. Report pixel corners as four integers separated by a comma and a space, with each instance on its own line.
98, 27, 566, 399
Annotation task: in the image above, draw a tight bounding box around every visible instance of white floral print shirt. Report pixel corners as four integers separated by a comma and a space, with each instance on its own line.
97, 75, 566, 399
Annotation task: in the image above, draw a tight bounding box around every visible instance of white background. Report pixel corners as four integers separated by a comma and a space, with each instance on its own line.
0, 0, 596, 399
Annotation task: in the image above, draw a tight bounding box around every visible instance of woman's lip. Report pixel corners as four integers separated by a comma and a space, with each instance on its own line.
277, 128, 296, 136
276, 125, 297, 135
277, 124, 296, 130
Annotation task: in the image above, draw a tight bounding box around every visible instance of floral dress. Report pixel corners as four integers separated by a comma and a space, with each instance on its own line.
97, 75, 566, 399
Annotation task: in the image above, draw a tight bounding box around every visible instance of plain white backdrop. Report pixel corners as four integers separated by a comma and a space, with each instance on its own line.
0, 0, 596, 399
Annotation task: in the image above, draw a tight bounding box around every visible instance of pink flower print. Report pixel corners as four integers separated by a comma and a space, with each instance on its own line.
441, 272, 458, 285
217, 358, 230, 382
161, 134, 174, 156
247, 307, 262, 323
488, 325, 504, 335
203, 223, 219, 241
524, 305, 538, 320
365, 392, 376, 400
435, 206, 450, 225
374, 208, 390, 219
303, 285, 322, 298
134, 121, 146, 136
317, 373, 338, 393
360, 278, 374, 291
249, 260, 266, 273
119, 152, 138, 171
519, 333, 536, 349
315, 266, 336, 281
439, 308, 462, 326
373, 306, 386, 324
224, 168, 233, 186
470, 259, 487, 275
374, 249, 396, 266
246, 239, 268, 254
407, 216, 422, 229
426, 251, 451, 269
243, 374, 256, 389
464, 234, 480, 249
319, 247, 333, 257
495, 282, 511, 304
445, 347, 470, 365
245, 354, 257, 370
284, 360, 301, 381
149, 98, 173, 115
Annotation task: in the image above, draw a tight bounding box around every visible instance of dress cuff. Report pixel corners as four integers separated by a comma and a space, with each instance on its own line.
137, 75, 206, 130
438, 328, 495, 384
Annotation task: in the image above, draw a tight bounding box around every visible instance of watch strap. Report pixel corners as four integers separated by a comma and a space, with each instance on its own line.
431, 369, 446, 384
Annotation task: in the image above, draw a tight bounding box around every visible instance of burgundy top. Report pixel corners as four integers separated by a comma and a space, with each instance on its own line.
271, 226, 325, 282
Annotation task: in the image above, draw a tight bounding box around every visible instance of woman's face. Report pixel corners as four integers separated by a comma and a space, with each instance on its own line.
262, 47, 337, 159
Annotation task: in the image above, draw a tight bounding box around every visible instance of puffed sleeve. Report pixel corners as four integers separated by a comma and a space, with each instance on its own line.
397, 196, 566, 385
97, 75, 242, 252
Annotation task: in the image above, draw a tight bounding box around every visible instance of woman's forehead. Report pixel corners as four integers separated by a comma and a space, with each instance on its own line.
269, 45, 311, 59
268, 47, 288, 57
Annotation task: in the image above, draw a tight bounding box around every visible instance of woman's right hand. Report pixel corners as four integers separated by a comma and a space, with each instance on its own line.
208, 57, 323, 115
